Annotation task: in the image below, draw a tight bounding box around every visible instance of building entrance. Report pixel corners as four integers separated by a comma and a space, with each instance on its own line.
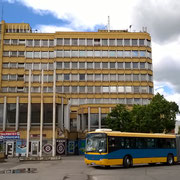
31, 141, 39, 156
6, 141, 14, 157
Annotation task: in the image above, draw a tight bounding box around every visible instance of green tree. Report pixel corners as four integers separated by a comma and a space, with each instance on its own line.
105, 93, 179, 133
105, 104, 132, 131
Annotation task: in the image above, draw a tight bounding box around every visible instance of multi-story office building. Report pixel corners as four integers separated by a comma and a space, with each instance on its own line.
0, 20, 153, 157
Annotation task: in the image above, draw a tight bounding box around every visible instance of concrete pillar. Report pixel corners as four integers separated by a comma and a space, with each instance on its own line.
77, 114, 80, 132
3, 96, 7, 131
82, 114, 86, 131
98, 107, 101, 129
57, 105, 61, 128
15, 96, 19, 131
64, 104, 70, 131
60, 97, 64, 130
88, 107, 90, 131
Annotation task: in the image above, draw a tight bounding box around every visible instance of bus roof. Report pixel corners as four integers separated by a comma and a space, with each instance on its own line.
88, 131, 175, 139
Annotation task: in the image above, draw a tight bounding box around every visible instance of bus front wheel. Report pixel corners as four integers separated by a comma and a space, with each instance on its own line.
167, 154, 174, 165
123, 156, 133, 168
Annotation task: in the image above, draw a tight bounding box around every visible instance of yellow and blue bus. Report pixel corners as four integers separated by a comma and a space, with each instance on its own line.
84, 129, 180, 168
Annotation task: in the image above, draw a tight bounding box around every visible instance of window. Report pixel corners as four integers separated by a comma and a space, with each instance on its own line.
49, 40, 54, 46
10, 63, 17, 68
110, 74, 116, 81
118, 74, 124, 81
79, 39, 85, 46
125, 74, 131, 81
72, 39, 78, 46
87, 74, 93, 81
94, 39, 100, 46
79, 74, 85, 81
87, 62, 93, 69
64, 74, 70, 81
64, 62, 70, 69
18, 63, 24, 68
19, 39, 25, 45
56, 50, 63, 57
79, 86, 85, 93
125, 86, 132, 93
87, 86, 93, 93
72, 86, 78, 93
34, 51, 40, 58
12, 39, 18, 45
95, 86, 101, 93
110, 86, 117, 93
49, 63, 54, 70
124, 51, 131, 57
110, 62, 116, 69
139, 39, 145, 46
56, 86, 62, 93
117, 39, 123, 46
141, 86, 148, 93
94, 51, 101, 57
141, 74, 147, 81
118, 86, 124, 93
117, 62, 123, 69
109, 51, 116, 58
25, 63, 32, 69
71, 74, 78, 81
48, 75, 53, 82
87, 39, 93, 46
42, 52, 48, 58
72, 62, 78, 69
33, 63, 40, 70
33, 75, 39, 82
102, 51, 108, 57
26, 52, 33, 58
42, 40, 48, 46
64, 86, 70, 93
34, 40, 40, 46
79, 62, 85, 69
9, 87, 16, 92
140, 62, 145, 69
133, 74, 139, 81
103, 87, 109, 93
49, 51, 54, 58
149, 75, 153, 82
56, 62, 62, 69
94, 62, 101, 69
56, 74, 63, 81
132, 39, 138, 46
26, 40, 33, 46
64, 50, 70, 57
95, 74, 101, 81
71, 50, 79, 57
147, 40, 151, 47
9, 75, 16, 81
103, 74, 109, 81
3, 51, 9, 57
3, 63, 9, 68
18, 51, 25, 57
124, 39, 130, 46
125, 62, 131, 69
4, 39, 10, 44
87, 51, 93, 57
79, 51, 86, 57
127, 98, 133, 104
133, 62, 138, 69
57, 38, 63, 45
64, 38, 70, 45
132, 51, 138, 57
102, 62, 108, 69
109, 39, 115, 46
117, 51, 123, 57
134, 86, 140, 93
2, 75, 8, 80
11, 51, 18, 57
102, 39, 108, 46
139, 51, 146, 57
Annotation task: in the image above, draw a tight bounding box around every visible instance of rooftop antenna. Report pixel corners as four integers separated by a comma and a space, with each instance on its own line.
108, 16, 110, 32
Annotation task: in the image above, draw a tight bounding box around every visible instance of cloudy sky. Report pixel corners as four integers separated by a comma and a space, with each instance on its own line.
1, 0, 180, 119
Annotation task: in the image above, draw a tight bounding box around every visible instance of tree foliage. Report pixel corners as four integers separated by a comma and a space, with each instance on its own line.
106, 93, 179, 133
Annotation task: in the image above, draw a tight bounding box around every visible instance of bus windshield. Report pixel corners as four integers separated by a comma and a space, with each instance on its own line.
86, 133, 107, 153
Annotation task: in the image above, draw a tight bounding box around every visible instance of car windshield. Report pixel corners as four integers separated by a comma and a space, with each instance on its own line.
85, 133, 107, 153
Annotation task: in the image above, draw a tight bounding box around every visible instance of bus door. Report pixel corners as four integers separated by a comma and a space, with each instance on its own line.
176, 135, 180, 161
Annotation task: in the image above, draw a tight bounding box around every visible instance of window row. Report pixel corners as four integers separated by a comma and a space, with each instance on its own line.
1, 86, 153, 94
70, 98, 150, 105
2, 74, 153, 82
4, 39, 54, 46
4, 38, 151, 47
3, 62, 152, 71
3, 50, 151, 59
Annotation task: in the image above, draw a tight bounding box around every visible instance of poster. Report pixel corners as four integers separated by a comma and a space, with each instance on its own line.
56, 139, 66, 155
68, 141, 75, 154
78, 139, 85, 155
16, 140, 26, 156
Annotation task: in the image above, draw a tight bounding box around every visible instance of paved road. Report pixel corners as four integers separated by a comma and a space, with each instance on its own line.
0, 156, 180, 180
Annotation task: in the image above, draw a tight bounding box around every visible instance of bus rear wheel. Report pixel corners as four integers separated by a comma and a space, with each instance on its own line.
167, 154, 174, 165
123, 156, 133, 168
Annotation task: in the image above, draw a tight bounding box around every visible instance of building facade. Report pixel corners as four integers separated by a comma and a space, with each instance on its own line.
0, 21, 153, 157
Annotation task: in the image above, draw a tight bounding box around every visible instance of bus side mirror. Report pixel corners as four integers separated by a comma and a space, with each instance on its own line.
99, 149, 103, 154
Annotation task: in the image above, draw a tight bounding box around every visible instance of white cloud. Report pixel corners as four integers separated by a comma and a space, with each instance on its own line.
17, 0, 140, 30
